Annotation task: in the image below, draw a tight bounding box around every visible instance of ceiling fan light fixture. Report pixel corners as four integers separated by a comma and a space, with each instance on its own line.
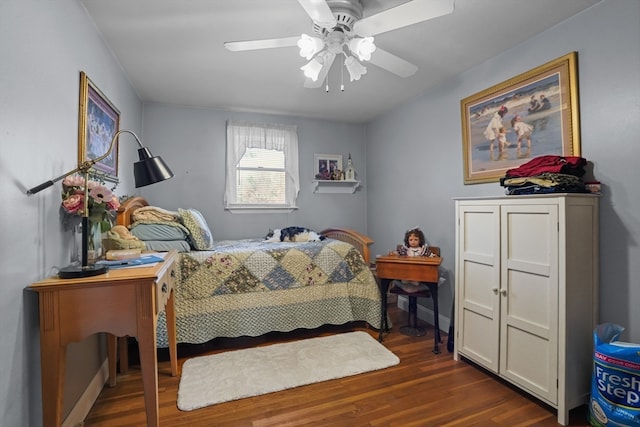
298, 33, 324, 60
301, 57, 324, 81
344, 55, 367, 81
348, 36, 376, 61
226, 0, 451, 89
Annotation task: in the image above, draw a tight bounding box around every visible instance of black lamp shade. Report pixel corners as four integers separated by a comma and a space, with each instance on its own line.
134, 147, 174, 188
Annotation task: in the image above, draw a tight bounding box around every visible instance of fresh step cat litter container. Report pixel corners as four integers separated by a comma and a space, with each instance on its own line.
589, 323, 640, 426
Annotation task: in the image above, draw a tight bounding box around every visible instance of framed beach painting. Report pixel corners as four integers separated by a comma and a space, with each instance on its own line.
460, 52, 580, 184
78, 71, 121, 182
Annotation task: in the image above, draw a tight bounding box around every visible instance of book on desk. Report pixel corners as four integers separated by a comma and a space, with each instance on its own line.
96, 253, 165, 269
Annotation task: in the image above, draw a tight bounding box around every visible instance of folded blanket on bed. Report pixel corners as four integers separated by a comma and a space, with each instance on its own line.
128, 220, 192, 252
143, 240, 191, 252
129, 220, 191, 239
132, 206, 181, 223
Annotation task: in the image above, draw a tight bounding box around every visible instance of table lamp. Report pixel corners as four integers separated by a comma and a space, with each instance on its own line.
27, 130, 173, 278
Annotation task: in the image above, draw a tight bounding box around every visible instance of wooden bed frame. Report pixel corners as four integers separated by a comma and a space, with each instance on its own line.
117, 196, 374, 263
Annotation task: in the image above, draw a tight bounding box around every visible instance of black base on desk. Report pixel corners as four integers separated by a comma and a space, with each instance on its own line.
58, 264, 108, 279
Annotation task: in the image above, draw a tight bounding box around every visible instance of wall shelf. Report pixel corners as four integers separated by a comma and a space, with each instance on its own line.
312, 180, 360, 194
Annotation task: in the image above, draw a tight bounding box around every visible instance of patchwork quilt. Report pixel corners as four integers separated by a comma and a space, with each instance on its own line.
155, 238, 382, 347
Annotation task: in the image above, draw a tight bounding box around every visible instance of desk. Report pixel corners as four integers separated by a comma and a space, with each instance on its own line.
375, 254, 442, 353
29, 250, 178, 427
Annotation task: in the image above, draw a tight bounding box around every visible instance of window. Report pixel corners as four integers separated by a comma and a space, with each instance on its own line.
225, 121, 299, 212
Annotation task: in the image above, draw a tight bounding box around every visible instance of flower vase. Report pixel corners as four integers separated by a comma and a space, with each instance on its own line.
87, 220, 104, 262
70, 225, 82, 265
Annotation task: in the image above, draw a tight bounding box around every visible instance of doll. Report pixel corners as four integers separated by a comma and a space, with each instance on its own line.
398, 227, 430, 257
394, 227, 432, 292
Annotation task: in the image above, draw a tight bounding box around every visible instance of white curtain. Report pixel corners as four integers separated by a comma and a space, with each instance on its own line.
224, 120, 299, 208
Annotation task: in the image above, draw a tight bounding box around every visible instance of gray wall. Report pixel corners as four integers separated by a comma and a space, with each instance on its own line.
140, 104, 368, 238
2, 0, 639, 426
1, 0, 143, 425
365, 0, 640, 342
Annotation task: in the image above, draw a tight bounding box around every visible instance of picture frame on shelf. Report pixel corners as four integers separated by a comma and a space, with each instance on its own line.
78, 71, 121, 182
460, 52, 580, 184
314, 153, 343, 180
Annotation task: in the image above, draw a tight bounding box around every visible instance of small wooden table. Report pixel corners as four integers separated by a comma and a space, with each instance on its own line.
28, 251, 179, 427
375, 254, 443, 352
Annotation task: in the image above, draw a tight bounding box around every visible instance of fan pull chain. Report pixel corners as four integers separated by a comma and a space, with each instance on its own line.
325, 74, 329, 93
340, 55, 345, 92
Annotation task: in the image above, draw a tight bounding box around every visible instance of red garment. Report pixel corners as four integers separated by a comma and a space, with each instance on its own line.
505, 155, 586, 178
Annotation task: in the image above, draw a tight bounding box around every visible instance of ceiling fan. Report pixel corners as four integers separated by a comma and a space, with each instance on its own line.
224, 0, 454, 89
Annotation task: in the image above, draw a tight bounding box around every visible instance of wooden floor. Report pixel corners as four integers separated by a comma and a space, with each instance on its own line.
84, 304, 591, 426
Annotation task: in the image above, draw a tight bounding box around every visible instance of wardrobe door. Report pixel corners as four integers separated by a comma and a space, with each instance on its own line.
499, 203, 559, 404
456, 203, 501, 373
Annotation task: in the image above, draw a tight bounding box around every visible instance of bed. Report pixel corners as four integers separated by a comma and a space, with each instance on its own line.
117, 197, 382, 347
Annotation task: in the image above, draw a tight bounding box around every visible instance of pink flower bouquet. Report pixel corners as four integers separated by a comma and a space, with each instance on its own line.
61, 174, 120, 232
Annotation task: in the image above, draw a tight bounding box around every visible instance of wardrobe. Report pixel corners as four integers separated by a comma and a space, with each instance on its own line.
454, 194, 599, 425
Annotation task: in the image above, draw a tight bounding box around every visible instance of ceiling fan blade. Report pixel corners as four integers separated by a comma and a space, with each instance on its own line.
304, 54, 336, 88
298, 0, 337, 29
354, 0, 454, 36
368, 48, 418, 78
224, 36, 300, 52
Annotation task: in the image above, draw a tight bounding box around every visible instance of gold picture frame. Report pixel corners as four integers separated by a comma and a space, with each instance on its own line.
460, 52, 580, 184
78, 71, 121, 182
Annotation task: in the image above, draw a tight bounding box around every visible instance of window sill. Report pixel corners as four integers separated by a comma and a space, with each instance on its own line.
225, 206, 299, 214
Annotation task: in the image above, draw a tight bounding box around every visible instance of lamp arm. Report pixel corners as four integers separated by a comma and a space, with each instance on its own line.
26, 130, 144, 196
92, 129, 144, 166
26, 164, 88, 196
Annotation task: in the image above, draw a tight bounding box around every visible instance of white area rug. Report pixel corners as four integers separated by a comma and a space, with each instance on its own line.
177, 331, 399, 411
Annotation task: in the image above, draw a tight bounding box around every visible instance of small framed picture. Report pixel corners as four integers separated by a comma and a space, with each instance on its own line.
78, 71, 121, 182
314, 153, 343, 179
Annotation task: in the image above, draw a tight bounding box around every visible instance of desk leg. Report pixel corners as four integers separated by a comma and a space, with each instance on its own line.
137, 289, 160, 427
166, 289, 178, 376
38, 291, 65, 427
427, 282, 441, 354
118, 336, 129, 374
107, 334, 117, 387
378, 278, 391, 342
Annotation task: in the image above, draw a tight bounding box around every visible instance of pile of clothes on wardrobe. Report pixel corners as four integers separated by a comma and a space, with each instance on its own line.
500, 155, 590, 195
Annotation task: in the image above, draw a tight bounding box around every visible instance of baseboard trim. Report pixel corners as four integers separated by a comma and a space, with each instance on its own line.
62, 358, 109, 427
397, 295, 451, 332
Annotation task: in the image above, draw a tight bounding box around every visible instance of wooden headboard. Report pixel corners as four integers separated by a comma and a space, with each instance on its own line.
320, 228, 373, 265
117, 197, 374, 264
117, 196, 149, 228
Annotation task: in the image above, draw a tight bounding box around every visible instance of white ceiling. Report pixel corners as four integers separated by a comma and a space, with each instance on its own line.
80, 0, 600, 123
